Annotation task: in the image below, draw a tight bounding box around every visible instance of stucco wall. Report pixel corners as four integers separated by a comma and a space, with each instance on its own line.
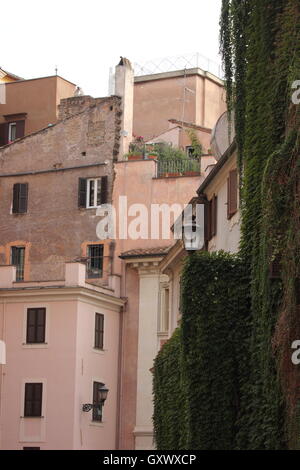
0, 77, 76, 137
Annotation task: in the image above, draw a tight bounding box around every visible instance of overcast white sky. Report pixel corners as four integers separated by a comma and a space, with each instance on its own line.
1, 0, 222, 97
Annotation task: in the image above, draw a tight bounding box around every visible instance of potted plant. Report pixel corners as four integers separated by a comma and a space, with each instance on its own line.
124, 151, 143, 160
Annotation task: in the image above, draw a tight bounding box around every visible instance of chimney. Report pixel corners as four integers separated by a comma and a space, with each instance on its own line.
114, 57, 134, 158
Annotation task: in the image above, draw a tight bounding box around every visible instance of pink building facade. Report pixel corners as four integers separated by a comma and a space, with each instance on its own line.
0, 263, 124, 449
0, 57, 226, 450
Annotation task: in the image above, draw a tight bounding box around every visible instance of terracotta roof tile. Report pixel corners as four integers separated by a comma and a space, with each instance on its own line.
120, 246, 171, 259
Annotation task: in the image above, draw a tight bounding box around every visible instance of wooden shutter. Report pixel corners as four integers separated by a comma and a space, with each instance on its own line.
16, 120, 25, 139
227, 169, 238, 218
211, 195, 217, 238
100, 176, 108, 204
0, 122, 9, 146
13, 183, 28, 213
26, 309, 36, 343
204, 200, 211, 245
78, 178, 87, 208
19, 183, 28, 213
11, 246, 18, 266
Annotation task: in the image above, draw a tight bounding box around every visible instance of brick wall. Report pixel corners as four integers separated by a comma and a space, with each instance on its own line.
0, 96, 122, 284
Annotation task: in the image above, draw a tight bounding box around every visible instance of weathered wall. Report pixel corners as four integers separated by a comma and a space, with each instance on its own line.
0, 96, 122, 284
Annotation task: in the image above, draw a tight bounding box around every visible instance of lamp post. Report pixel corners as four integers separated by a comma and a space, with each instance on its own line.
182, 216, 203, 253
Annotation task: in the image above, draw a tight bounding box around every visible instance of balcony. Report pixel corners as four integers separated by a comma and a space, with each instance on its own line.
156, 159, 200, 178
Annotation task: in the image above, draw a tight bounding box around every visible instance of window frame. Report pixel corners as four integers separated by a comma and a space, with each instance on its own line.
11, 245, 25, 281
24, 382, 43, 418
94, 313, 104, 350
12, 182, 28, 214
26, 308, 46, 344
86, 244, 104, 279
86, 178, 102, 209
92, 381, 105, 422
8, 122, 17, 142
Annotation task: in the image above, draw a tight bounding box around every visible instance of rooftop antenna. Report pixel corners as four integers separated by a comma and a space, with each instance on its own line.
181, 67, 195, 126
55, 65, 58, 76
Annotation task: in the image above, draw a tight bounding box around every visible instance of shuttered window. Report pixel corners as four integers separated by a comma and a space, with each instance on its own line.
204, 195, 217, 243
92, 382, 105, 422
26, 308, 46, 344
24, 383, 43, 417
87, 244, 104, 278
0, 120, 25, 146
227, 169, 238, 219
78, 176, 108, 208
0, 122, 9, 146
13, 183, 28, 214
94, 313, 104, 349
11, 246, 25, 281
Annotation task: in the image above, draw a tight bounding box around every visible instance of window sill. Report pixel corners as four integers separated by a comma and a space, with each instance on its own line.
89, 421, 105, 428
21, 416, 44, 419
22, 343, 48, 349
93, 348, 106, 355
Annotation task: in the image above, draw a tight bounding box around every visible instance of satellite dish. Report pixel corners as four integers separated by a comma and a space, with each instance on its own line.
210, 111, 235, 161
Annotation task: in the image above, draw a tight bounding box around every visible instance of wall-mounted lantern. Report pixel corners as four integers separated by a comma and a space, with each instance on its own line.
82, 386, 109, 413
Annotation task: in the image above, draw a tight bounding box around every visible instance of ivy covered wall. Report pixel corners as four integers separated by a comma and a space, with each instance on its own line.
220, 0, 300, 449
153, 252, 250, 450
153, 0, 300, 450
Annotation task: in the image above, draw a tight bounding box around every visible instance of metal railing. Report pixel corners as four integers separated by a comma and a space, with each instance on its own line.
157, 159, 200, 178
134, 52, 222, 79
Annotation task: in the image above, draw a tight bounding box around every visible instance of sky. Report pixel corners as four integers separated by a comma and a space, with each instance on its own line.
1, 0, 223, 97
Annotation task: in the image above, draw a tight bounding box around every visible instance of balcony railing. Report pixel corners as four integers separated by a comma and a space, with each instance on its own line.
157, 159, 200, 178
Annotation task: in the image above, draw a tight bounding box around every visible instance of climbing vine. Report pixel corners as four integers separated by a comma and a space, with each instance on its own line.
153, 0, 300, 451
153, 252, 250, 450
220, 0, 300, 449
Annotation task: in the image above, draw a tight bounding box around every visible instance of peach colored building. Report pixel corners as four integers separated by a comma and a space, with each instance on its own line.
113, 157, 214, 449
133, 68, 226, 153
0, 74, 76, 145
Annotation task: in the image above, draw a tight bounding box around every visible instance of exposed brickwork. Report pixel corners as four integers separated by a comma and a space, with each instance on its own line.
0, 96, 121, 284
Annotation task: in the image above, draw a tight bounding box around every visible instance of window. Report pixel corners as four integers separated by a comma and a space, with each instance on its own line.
8, 122, 17, 142
205, 194, 217, 243
0, 120, 25, 146
78, 176, 108, 208
92, 381, 105, 422
87, 244, 104, 278
95, 313, 104, 349
26, 308, 46, 344
11, 246, 25, 281
24, 383, 43, 417
13, 183, 28, 214
227, 169, 238, 219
